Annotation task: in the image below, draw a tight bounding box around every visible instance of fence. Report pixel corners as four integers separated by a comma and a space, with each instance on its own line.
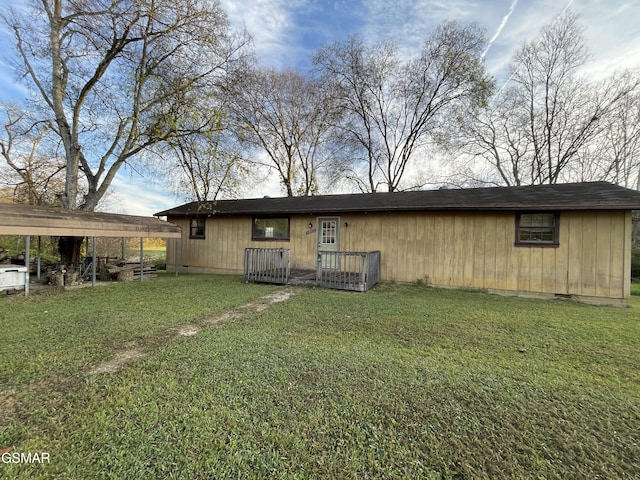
244, 248, 290, 284
244, 248, 381, 292
316, 250, 381, 292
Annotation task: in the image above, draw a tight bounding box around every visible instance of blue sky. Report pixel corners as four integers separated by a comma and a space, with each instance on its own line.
1, 0, 639, 215
220, 0, 640, 79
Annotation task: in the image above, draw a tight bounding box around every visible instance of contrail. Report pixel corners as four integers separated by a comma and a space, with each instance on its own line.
482, 0, 519, 59
560, 0, 576, 15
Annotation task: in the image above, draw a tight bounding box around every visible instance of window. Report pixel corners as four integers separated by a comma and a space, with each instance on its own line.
252, 217, 290, 241
320, 219, 337, 245
516, 212, 559, 246
189, 217, 205, 239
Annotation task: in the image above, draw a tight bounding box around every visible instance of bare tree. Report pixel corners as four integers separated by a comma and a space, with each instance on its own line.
452, 91, 531, 186
3, 0, 248, 211
313, 23, 492, 192
459, 11, 640, 186
227, 67, 338, 196
598, 71, 640, 189
0, 105, 66, 205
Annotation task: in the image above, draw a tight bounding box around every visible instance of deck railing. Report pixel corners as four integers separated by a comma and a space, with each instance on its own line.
244, 248, 290, 284
244, 248, 381, 292
316, 250, 381, 292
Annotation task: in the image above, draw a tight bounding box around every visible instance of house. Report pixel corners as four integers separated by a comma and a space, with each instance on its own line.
156, 182, 640, 305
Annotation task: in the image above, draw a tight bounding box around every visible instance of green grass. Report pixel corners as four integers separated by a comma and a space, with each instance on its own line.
1, 278, 639, 479
0, 274, 278, 387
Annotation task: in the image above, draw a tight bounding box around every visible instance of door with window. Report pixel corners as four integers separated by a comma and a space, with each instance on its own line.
317, 217, 339, 268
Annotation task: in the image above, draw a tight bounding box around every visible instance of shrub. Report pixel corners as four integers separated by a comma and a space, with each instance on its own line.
632, 244, 640, 280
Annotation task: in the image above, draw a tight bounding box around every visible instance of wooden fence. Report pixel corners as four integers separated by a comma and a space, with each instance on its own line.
316, 250, 381, 292
244, 248, 290, 284
244, 248, 381, 292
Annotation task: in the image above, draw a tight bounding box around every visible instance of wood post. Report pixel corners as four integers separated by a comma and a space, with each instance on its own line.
92, 237, 97, 287
25, 236, 30, 296
175, 237, 179, 277
139, 238, 144, 281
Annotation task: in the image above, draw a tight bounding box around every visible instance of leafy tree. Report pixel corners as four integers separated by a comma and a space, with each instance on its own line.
2, 0, 248, 211
161, 111, 250, 202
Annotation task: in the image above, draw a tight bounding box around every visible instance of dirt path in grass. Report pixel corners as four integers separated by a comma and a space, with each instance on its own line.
87, 289, 296, 376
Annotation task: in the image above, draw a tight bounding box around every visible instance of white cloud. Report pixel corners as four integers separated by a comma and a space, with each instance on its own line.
0, 70, 30, 103
578, 0, 640, 77
221, 0, 302, 68
100, 175, 179, 217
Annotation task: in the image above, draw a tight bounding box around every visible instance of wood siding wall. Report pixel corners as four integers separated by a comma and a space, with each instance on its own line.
167, 210, 631, 302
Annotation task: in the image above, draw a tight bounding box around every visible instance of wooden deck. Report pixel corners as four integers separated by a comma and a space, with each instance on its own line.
244, 248, 381, 292
288, 268, 317, 285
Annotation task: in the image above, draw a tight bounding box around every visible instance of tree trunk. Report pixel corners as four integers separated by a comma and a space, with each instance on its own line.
58, 236, 84, 266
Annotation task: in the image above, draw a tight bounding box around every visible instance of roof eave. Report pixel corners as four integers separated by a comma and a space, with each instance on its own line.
160, 204, 640, 217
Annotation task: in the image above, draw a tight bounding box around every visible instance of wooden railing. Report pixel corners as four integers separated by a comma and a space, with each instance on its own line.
316, 250, 381, 292
244, 248, 381, 292
244, 248, 290, 284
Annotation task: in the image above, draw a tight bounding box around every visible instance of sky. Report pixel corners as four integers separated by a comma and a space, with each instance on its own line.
1, 0, 639, 216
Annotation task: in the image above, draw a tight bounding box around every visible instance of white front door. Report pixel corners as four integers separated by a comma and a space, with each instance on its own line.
317, 217, 339, 268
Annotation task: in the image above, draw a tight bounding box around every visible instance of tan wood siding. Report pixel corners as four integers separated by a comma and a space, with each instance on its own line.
595, 214, 612, 298
621, 211, 632, 299
167, 210, 631, 301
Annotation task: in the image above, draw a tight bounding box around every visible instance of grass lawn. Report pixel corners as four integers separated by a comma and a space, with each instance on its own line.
1, 275, 639, 479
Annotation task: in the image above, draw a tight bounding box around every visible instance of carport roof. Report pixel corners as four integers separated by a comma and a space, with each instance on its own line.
0, 203, 181, 238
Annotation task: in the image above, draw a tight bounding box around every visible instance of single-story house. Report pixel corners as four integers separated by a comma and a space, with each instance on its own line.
156, 182, 640, 305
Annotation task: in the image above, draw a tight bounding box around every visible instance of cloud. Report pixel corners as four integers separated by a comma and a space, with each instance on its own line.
577, 0, 640, 77
352, 0, 478, 61
101, 176, 179, 217
220, 0, 302, 68
0, 70, 30, 103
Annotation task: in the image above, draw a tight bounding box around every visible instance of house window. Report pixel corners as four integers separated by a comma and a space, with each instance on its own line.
321, 219, 337, 244
252, 217, 290, 241
190, 217, 206, 239
516, 212, 559, 246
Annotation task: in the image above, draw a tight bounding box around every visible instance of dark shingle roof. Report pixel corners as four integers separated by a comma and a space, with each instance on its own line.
155, 182, 640, 217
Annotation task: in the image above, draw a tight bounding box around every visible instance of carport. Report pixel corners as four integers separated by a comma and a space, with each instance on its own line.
0, 203, 181, 294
